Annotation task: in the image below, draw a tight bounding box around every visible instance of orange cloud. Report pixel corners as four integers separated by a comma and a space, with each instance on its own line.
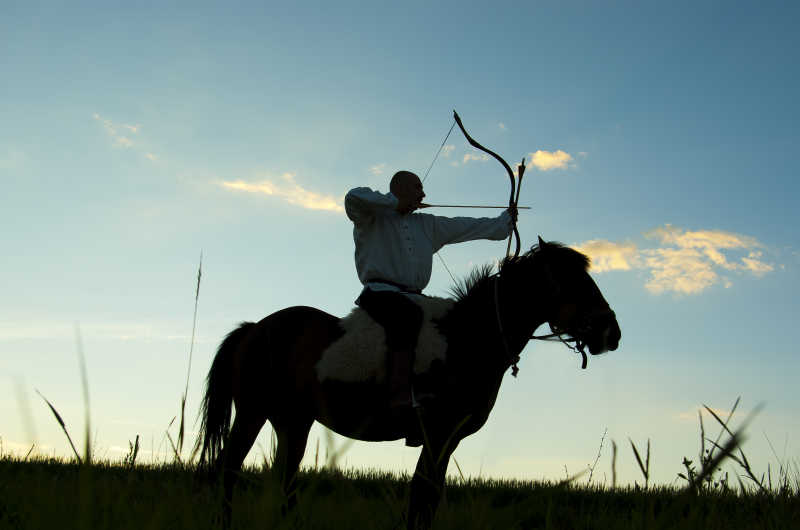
220, 173, 344, 213
575, 225, 774, 295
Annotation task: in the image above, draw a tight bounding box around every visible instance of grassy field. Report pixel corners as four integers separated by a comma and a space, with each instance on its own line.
1, 453, 798, 530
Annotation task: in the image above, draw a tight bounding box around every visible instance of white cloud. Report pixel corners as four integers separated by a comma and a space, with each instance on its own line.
463, 153, 490, 163
369, 163, 386, 176
93, 113, 137, 146
93, 113, 157, 159
220, 173, 344, 213
442, 145, 455, 157
528, 149, 573, 171
498, 123, 506, 130
642, 247, 719, 295
575, 225, 774, 295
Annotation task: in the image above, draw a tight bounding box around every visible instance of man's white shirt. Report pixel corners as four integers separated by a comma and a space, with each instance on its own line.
345, 187, 513, 293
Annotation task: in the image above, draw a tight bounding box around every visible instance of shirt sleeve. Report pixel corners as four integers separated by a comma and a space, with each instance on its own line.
422, 210, 513, 252
345, 187, 399, 225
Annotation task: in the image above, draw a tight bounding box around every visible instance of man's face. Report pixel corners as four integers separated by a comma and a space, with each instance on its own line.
399, 174, 425, 205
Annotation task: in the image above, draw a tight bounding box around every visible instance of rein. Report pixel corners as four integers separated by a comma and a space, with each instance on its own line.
491, 274, 520, 377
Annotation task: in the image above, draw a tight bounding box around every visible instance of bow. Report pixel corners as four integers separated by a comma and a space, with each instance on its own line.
452, 110, 525, 259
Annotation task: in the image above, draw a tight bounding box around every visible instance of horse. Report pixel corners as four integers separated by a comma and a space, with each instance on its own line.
196, 238, 621, 529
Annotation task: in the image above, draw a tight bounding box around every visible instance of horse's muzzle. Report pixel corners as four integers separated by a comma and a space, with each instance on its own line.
589, 311, 620, 355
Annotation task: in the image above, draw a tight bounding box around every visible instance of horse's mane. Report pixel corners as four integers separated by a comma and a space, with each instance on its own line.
448, 242, 591, 302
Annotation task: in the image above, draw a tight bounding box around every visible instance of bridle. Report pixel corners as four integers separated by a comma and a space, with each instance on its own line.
531, 304, 616, 369
491, 260, 615, 373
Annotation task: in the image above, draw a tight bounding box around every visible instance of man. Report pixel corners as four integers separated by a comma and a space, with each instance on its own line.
345, 170, 516, 412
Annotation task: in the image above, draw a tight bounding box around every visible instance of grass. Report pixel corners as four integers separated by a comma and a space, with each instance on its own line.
0, 452, 798, 530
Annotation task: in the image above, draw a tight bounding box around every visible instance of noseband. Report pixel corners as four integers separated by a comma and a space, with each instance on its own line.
532, 306, 616, 369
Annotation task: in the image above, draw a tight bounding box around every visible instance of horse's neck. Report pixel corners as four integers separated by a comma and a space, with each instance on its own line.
497, 270, 549, 359
446, 274, 547, 373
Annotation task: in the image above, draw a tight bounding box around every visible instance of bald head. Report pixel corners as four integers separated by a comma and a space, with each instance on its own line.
390, 170, 425, 214
390, 171, 420, 195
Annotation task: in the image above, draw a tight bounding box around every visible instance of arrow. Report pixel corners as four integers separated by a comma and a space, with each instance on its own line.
419, 204, 530, 209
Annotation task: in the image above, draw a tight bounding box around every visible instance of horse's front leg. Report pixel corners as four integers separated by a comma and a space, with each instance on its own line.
406, 412, 461, 530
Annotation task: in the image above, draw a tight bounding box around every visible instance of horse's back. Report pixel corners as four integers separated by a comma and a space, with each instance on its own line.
258, 305, 339, 324
235, 306, 344, 408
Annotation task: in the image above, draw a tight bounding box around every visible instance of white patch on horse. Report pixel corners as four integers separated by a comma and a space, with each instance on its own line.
315, 296, 454, 383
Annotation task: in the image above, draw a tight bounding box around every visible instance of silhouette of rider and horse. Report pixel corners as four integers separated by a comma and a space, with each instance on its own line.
196, 112, 621, 529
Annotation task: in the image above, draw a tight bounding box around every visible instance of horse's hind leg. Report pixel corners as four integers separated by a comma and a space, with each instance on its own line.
222, 409, 267, 526
272, 417, 313, 513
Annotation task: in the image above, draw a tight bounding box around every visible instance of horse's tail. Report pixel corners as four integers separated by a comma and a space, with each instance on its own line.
195, 321, 256, 469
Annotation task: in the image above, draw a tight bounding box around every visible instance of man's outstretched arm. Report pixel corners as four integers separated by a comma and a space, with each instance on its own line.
424, 210, 515, 252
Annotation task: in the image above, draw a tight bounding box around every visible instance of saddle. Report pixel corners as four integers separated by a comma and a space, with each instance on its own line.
314, 297, 454, 385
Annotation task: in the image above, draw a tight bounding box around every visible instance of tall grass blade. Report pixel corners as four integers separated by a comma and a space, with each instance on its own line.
587, 428, 607, 484
35, 389, 82, 463
697, 401, 764, 492
74, 324, 92, 464
611, 440, 617, 489
178, 251, 203, 456
628, 438, 649, 488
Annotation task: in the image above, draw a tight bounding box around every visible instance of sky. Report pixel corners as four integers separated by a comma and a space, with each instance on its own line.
2, 1, 799, 488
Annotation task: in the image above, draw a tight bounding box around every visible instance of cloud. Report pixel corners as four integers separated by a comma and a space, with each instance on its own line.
93, 113, 138, 147
575, 225, 774, 295
498, 123, 506, 130
93, 113, 157, 160
528, 149, 573, 171
220, 173, 344, 212
463, 153, 490, 163
442, 145, 455, 157
369, 163, 386, 176
573, 239, 640, 272
642, 247, 720, 294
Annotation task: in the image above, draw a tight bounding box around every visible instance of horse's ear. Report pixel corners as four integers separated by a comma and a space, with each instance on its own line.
538, 235, 546, 248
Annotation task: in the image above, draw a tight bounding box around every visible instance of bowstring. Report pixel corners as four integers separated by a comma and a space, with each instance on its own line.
422, 118, 459, 285
422, 120, 456, 184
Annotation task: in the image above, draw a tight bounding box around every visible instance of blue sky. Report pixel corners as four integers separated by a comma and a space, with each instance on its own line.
2, 1, 799, 486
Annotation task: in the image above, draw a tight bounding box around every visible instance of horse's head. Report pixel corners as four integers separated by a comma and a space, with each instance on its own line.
527, 236, 621, 356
